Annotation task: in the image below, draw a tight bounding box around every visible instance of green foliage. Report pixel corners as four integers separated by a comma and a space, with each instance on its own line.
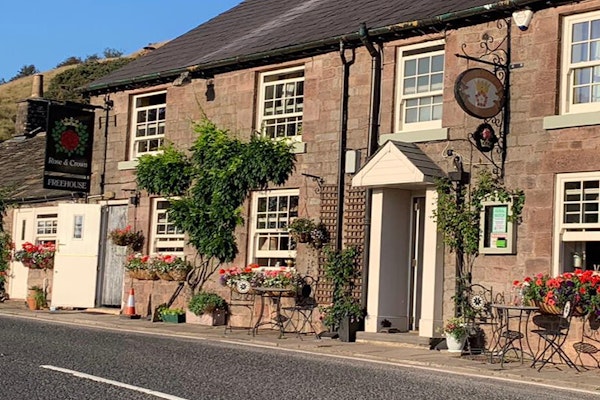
135, 118, 296, 290
159, 307, 185, 316
103, 48, 123, 58
136, 144, 192, 196
433, 169, 525, 261
55, 56, 82, 68
45, 58, 134, 103
29, 286, 47, 308
188, 291, 227, 315
320, 246, 364, 328
10, 65, 38, 81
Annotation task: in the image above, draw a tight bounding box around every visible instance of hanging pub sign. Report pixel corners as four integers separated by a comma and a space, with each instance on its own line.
454, 68, 505, 119
44, 103, 95, 192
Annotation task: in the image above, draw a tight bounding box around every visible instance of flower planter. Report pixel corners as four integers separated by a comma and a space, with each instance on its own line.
136, 269, 158, 280
338, 317, 361, 342
185, 309, 227, 326
446, 335, 467, 353
535, 301, 562, 315
26, 297, 40, 311
162, 313, 186, 323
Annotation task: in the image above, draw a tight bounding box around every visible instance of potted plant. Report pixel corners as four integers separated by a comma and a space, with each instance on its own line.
167, 257, 193, 281
109, 225, 144, 251
443, 317, 469, 352
159, 307, 186, 323
309, 223, 330, 249
288, 218, 316, 243
187, 291, 228, 326
14, 242, 55, 270
27, 285, 46, 310
319, 246, 365, 342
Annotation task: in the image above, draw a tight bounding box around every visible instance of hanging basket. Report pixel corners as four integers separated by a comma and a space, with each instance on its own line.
535, 301, 562, 315
156, 271, 174, 281
21, 258, 54, 270
136, 269, 158, 281
169, 268, 190, 282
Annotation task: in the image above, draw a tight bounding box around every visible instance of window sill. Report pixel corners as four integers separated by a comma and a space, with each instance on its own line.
543, 111, 600, 130
379, 128, 448, 144
117, 160, 139, 170
291, 141, 306, 154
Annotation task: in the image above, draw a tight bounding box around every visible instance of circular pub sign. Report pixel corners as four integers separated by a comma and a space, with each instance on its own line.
454, 68, 505, 119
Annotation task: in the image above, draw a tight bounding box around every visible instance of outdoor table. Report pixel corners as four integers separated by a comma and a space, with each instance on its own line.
489, 304, 538, 368
252, 287, 295, 338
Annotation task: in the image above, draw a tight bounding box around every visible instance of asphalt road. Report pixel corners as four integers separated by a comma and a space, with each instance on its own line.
0, 315, 596, 400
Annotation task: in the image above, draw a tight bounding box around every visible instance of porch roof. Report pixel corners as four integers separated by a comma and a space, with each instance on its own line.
351, 140, 445, 188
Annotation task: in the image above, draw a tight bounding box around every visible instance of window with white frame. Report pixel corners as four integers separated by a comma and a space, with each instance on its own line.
36, 213, 57, 245
561, 11, 600, 114
258, 67, 304, 141
130, 91, 166, 159
151, 199, 185, 255
554, 172, 600, 273
395, 41, 444, 132
250, 189, 298, 267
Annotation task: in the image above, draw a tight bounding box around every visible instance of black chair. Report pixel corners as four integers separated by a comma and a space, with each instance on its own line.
462, 284, 500, 355
282, 275, 320, 339
573, 314, 600, 369
224, 287, 256, 334
531, 301, 579, 371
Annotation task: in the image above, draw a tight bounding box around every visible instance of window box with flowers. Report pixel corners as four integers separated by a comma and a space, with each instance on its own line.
109, 225, 144, 251
151, 254, 191, 281
13, 242, 55, 270
124, 253, 158, 280
514, 269, 600, 316
219, 264, 300, 294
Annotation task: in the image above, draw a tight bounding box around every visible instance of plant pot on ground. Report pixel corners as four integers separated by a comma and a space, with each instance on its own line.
27, 285, 46, 310
187, 291, 228, 326
159, 307, 186, 323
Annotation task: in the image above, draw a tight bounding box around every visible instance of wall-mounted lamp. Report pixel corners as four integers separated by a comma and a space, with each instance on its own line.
129, 192, 140, 206
205, 79, 215, 102
512, 9, 534, 31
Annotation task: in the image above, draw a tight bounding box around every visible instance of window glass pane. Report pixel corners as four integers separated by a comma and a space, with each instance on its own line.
565, 214, 580, 223
431, 73, 443, 90
417, 76, 430, 93
431, 55, 444, 72
405, 108, 418, 123
419, 107, 431, 122
403, 78, 416, 94
565, 204, 581, 212
574, 68, 591, 85
592, 84, 600, 102
574, 86, 590, 103
573, 21, 589, 43
572, 43, 588, 63
432, 104, 443, 120
404, 59, 416, 76
584, 214, 599, 223
591, 20, 600, 40
417, 57, 430, 74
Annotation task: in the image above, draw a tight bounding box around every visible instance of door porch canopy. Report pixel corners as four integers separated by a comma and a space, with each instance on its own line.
351, 141, 445, 188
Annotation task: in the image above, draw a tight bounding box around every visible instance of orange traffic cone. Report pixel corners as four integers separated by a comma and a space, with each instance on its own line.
121, 287, 141, 319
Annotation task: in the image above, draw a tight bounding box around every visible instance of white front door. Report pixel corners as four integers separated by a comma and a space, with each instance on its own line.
8, 209, 34, 299
51, 204, 101, 308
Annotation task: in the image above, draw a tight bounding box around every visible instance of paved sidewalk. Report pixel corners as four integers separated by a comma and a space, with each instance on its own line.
1, 300, 598, 395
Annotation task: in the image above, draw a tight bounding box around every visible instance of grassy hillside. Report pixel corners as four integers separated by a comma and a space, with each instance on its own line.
0, 41, 167, 141
0, 65, 75, 140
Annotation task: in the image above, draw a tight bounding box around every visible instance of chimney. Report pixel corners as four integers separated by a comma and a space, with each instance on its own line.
31, 74, 43, 98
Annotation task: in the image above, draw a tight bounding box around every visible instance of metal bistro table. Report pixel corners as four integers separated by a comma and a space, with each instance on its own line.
489, 304, 538, 368
252, 287, 295, 338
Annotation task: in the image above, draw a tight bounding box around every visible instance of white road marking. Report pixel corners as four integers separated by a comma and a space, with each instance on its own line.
40, 365, 189, 400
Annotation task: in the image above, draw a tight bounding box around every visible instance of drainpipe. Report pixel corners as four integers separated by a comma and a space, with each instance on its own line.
336, 41, 355, 251
359, 23, 382, 310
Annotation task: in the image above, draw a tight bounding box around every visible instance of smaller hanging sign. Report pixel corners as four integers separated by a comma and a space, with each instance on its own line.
454, 68, 505, 119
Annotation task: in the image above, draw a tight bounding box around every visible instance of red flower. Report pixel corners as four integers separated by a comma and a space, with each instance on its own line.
60, 129, 80, 151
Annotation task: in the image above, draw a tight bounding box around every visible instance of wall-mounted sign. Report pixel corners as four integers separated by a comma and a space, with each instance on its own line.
44, 104, 94, 177
454, 68, 505, 119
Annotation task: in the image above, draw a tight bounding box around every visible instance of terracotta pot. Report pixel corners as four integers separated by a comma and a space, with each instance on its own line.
27, 297, 39, 311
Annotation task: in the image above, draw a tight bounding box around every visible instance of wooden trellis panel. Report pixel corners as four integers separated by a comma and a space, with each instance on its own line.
315, 184, 367, 305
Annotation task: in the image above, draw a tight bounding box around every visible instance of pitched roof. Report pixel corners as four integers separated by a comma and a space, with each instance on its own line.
0, 135, 76, 203
86, 0, 546, 93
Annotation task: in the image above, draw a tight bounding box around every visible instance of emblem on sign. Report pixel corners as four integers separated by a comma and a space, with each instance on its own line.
454, 68, 505, 119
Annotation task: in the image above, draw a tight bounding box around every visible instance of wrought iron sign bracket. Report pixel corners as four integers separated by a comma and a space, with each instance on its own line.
302, 173, 325, 194
453, 18, 512, 179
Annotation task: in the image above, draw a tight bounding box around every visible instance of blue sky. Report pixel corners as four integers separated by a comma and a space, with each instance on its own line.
0, 0, 243, 81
